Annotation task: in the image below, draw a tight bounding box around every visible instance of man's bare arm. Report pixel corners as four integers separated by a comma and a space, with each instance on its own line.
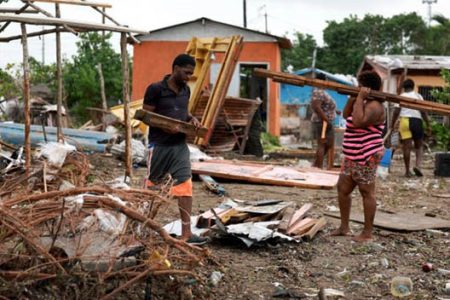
143, 104, 155, 112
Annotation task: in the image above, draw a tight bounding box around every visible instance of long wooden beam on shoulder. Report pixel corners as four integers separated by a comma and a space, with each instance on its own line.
254, 68, 450, 116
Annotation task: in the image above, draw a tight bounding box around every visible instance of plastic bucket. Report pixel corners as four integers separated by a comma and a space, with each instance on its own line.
379, 148, 392, 168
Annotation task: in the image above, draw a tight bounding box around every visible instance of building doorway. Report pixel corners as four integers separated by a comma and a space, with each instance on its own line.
239, 63, 268, 128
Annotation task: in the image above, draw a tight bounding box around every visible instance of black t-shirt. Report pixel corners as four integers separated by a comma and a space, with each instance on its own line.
143, 75, 190, 145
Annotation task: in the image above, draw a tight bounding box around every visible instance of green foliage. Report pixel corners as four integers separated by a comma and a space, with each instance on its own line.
260, 132, 282, 152
430, 69, 450, 151
321, 13, 427, 74
0, 64, 20, 99
281, 12, 450, 75
430, 121, 450, 151
28, 57, 57, 92
63, 32, 128, 124
421, 14, 450, 55
431, 69, 450, 105
281, 32, 317, 71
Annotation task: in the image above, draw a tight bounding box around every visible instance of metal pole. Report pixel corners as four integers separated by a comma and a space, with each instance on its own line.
243, 0, 247, 28
264, 12, 268, 33
55, 3, 63, 142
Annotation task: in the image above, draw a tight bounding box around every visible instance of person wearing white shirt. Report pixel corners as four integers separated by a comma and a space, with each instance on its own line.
389, 79, 430, 177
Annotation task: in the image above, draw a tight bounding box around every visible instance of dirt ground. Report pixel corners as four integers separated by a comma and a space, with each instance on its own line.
89, 151, 450, 299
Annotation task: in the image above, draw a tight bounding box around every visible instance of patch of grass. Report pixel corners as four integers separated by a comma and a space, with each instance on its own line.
261, 132, 282, 153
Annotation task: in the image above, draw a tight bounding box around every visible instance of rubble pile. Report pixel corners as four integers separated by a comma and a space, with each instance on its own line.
0, 146, 209, 299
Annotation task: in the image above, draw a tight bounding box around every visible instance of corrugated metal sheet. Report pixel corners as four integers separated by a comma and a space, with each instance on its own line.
366, 55, 450, 71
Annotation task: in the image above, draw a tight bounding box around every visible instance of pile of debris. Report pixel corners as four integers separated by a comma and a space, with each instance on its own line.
165, 199, 326, 247
0, 144, 210, 299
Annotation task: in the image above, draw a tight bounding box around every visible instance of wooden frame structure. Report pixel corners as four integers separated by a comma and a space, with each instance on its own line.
0, 0, 149, 177
185, 36, 244, 145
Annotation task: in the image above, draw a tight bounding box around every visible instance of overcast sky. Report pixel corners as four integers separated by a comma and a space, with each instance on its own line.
1, 0, 449, 68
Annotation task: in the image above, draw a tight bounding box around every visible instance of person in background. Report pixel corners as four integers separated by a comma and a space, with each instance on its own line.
331, 71, 385, 242
310, 72, 339, 168
143, 53, 207, 245
388, 79, 430, 177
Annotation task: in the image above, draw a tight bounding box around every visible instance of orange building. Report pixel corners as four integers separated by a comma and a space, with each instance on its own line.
131, 17, 292, 136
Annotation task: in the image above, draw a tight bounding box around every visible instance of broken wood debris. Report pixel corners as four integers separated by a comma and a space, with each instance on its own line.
165, 199, 326, 247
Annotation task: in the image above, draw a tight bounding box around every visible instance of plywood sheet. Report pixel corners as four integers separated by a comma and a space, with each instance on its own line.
191, 160, 339, 189
325, 211, 450, 231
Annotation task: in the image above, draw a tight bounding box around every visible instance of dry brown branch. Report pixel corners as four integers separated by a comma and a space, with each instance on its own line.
101, 268, 153, 300
0, 209, 66, 274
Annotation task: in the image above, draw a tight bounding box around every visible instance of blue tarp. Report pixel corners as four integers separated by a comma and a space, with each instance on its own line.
280, 68, 354, 127
0, 123, 114, 152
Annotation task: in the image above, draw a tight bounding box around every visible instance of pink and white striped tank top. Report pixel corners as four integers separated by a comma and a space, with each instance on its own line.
342, 116, 384, 163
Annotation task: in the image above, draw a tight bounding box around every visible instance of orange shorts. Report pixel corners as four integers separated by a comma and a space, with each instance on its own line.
145, 178, 193, 197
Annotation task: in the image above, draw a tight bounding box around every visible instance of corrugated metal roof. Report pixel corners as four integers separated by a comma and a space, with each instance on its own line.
294, 68, 355, 86
366, 55, 450, 70
135, 17, 292, 49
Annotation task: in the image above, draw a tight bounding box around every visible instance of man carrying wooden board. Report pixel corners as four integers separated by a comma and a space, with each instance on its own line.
143, 54, 207, 245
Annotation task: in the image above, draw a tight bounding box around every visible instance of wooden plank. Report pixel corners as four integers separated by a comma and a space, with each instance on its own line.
25, 1, 78, 35
287, 218, 316, 235
191, 160, 339, 189
254, 68, 450, 116
277, 206, 296, 233
121, 33, 132, 178
196, 207, 232, 228
55, 3, 64, 142
325, 211, 450, 231
0, 14, 148, 34
27, 0, 112, 8
0, 8, 38, 14
288, 203, 313, 228
302, 217, 327, 240
134, 109, 208, 138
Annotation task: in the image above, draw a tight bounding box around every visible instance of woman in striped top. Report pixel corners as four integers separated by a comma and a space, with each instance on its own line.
331, 71, 385, 242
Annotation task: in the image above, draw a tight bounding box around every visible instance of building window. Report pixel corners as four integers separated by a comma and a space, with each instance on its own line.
418, 85, 445, 122
418, 86, 445, 104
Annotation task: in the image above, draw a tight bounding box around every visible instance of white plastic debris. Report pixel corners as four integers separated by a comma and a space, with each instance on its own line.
209, 271, 224, 286
106, 176, 131, 190
64, 194, 86, 213
189, 144, 219, 162
59, 180, 75, 191
326, 205, 339, 212
111, 139, 147, 165
77, 215, 96, 232
93, 209, 126, 236
38, 142, 76, 167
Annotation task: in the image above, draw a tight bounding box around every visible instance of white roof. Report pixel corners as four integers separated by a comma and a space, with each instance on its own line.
366, 55, 450, 70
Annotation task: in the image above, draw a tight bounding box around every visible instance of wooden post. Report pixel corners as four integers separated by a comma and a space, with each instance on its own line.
120, 32, 132, 178
55, 3, 63, 142
21, 23, 31, 175
96, 63, 107, 110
